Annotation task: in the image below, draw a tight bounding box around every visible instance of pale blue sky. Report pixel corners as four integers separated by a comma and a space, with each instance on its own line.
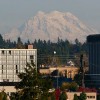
0, 0, 100, 33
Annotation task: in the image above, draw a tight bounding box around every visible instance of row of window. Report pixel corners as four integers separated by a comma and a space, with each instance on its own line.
0, 55, 35, 59
0, 67, 25, 69
0, 62, 27, 65
0, 76, 19, 78
0, 71, 25, 74
0, 60, 34, 65
0, 64, 26, 67
0, 79, 20, 82
0, 50, 36, 55
87, 96, 95, 98
0, 71, 18, 74
0, 64, 25, 74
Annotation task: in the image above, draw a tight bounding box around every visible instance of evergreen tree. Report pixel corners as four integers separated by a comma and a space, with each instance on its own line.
74, 70, 83, 86
97, 94, 100, 100
61, 82, 78, 92
16, 37, 24, 49
73, 94, 79, 100
79, 92, 87, 100
0, 91, 7, 100
69, 82, 78, 91
15, 63, 53, 100
59, 91, 67, 100
0, 34, 5, 48
61, 82, 70, 91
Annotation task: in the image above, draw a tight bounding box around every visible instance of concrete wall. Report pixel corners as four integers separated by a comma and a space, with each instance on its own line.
0, 86, 16, 95
66, 92, 96, 100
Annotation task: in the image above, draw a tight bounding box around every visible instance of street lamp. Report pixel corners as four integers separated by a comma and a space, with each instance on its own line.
54, 51, 56, 55
53, 51, 59, 89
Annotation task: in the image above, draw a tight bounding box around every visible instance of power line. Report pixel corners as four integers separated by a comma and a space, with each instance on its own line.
85, 74, 100, 75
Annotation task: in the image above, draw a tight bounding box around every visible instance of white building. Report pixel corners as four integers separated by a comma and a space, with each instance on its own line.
67, 92, 96, 100
0, 47, 37, 83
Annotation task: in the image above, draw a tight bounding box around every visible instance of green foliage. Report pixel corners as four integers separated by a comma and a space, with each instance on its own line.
61, 82, 78, 91
73, 94, 79, 100
74, 68, 92, 87
0, 91, 7, 100
74, 71, 83, 86
0, 34, 88, 67
97, 94, 100, 100
50, 92, 56, 100
0, 34, 87, 54
14, 63, 53, 100
79, 92, 87, 100
70, 82, 78, 91
59, 91, 67, 100
61, 82, 70, 91
16, 37, 24, 49
0, 34, 87, 66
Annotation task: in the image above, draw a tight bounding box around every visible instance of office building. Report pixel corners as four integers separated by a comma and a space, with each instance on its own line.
87, 34, 100, 87
0, 46, 37, 85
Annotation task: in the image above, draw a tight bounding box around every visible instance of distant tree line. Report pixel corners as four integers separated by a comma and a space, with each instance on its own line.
0, 34, 88, 66
0, 34, 87, 53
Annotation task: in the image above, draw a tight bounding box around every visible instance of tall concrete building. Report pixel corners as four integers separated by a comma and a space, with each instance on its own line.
87, 34, 100, 87
0, 45, 37, 86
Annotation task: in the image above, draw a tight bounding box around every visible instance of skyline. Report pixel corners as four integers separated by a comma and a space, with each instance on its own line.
0, 0, 100, 34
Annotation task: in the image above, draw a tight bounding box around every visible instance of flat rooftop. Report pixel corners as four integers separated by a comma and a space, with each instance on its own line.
87, 34, 100, 42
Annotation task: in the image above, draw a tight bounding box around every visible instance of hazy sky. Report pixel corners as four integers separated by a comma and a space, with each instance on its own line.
0, 0, 100, 33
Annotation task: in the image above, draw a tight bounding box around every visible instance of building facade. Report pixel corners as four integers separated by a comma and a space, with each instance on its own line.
87, 34, 100, 87
0, 48, 37, 83
39, 66, 79, 79
66, 92, 96, 100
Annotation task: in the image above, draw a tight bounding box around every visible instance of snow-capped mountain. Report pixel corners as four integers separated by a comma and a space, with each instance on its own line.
3, 11, 98, 43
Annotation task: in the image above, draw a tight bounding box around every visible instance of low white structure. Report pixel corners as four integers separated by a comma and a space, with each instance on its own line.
67, 92, 96, 100
0, 86, 16, 95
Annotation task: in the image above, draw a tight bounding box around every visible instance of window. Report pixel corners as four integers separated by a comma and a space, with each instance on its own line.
92, 96, 95, 98
9, 50, 11, 55
88, 96, 95, 98
30, 55, 34, 59
2, 65, 3, 74
2, 50, 4, 54
87, 96, 89, 98
16, 65, 18, 74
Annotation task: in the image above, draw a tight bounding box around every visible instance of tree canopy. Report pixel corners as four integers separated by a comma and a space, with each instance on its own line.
14, 63, 53, 100
73, 94, 79, 100
0, 34, 88, 68
79, 92, 87, 100
0, 91, 7, 100
59, 91, 67, 100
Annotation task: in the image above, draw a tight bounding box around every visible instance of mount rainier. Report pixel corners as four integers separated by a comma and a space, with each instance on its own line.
3, 11, 98, 43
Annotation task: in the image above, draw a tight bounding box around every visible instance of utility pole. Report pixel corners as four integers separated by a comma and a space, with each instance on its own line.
80, 54, 83, 68
80, 54, 85, 88
54, 51, 59, 89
